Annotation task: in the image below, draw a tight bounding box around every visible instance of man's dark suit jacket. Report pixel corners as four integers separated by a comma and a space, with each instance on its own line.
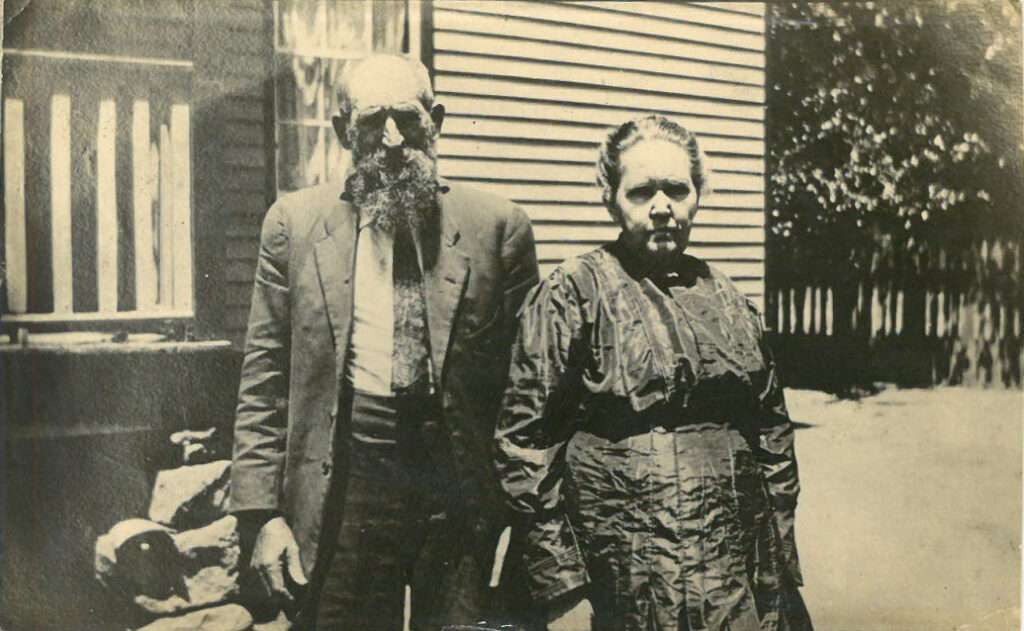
229, 178, 539, 604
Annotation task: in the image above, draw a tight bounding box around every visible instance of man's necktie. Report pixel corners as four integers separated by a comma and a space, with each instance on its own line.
391, 228, 432, 396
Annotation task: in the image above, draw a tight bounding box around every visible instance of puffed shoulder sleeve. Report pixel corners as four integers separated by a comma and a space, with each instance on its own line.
494, 268, 590, 602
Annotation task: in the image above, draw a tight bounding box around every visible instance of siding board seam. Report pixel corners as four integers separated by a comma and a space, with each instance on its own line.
431, 27, 765, 83
437, 6, 766, 59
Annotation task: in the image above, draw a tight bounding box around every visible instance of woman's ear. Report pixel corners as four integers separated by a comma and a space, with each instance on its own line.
332, 115, 351, 150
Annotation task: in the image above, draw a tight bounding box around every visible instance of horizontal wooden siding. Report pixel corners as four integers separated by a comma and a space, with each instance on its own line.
432, 1, 767, 303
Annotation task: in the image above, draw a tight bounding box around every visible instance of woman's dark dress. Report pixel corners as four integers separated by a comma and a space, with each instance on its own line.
495, 242, 812, 631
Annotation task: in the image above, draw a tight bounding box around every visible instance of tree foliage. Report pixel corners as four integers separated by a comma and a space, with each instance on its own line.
768, 1, 1024, 282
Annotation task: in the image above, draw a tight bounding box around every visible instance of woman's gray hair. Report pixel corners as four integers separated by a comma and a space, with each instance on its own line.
596, 114, 712, 207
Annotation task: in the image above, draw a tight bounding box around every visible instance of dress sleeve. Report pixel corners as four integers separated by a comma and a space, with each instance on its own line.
494, 268, 590, 602
750, 301, 804, 585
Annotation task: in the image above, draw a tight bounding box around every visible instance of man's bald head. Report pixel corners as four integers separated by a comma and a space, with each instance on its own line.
336, 54, 434, 123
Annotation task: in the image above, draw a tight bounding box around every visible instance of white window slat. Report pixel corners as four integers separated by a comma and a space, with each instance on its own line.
171, 104, 193, 311
4, 98, 28, 314
96, 99, 119, 312
158, 123, 174, 306
132, 100, 157, 309
50, 94, 74, 313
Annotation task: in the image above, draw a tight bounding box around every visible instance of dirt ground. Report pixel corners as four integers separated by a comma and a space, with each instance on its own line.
786, 387, 1023, 631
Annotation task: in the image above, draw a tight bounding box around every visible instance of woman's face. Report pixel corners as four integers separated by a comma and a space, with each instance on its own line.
612, 138, 699, 260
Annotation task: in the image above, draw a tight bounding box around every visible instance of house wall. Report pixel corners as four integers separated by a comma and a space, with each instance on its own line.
190, 1, 275, 340
430, 1, 768, 304
218, 1, 770, 337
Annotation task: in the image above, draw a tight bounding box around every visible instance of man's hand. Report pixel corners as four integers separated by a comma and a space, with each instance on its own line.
250, 516, 308, 606
546, 593, 594, 631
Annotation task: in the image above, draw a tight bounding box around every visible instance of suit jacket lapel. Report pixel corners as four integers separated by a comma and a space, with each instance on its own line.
419, 191, 469, 386
313, 198, 358, 384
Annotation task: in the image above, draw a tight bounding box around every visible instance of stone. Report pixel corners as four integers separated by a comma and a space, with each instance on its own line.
170, 428, 218, 465
149, 460, 231, 529
135, 517, 241, 615
97, 516, 243, 616
134, 604, 253, 631
94, 519, 185, 600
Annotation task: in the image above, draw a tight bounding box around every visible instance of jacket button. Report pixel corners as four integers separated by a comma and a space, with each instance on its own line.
322, 461, 332, 477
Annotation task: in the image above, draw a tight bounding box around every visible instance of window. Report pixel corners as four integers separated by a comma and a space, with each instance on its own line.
273, 0, 415, 196
2, 2, 195, 327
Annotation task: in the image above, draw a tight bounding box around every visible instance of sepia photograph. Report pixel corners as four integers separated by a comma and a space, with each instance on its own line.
0, 1, 1021, 630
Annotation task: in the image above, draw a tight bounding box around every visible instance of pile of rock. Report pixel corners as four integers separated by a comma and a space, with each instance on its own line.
93, 429, 285, 631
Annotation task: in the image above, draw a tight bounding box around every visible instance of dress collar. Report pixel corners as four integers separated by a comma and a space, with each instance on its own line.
609, 235, 703, 284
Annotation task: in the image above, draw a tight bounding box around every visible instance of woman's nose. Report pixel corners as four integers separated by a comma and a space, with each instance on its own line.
382, 116, 404, 149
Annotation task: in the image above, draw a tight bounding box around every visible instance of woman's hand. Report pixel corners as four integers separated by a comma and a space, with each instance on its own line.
547, 592, 594, 631
250, 516, 308, 606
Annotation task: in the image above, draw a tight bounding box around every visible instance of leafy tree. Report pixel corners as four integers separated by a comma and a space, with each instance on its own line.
768, 0, 1023, 284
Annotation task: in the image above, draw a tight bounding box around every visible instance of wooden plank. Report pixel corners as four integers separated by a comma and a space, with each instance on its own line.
158, 123, 174, 306
433, 8, 764, 69
440, 157, 763, 191
438, 93, 765, 139
435, 2, 764, 51
171, 104, 193, 311
433, 30, 763, 87
133, 100, 157, 309
96, 99, 118, 312
448, 178, 764, 208
533, 223, 763, 244
3, 47, 194, 69
522, 203, 763, 227
51, 93, 74, 313
434, 53, 764, 105
731, 278, 764, 297
439, 136, 598, 163
684, 244, 765, 262
577, 2, 765, 34
536, 241, 765, 264
438, 136, 764, 173
442, 118, 765, 156
2, 309, 192, 324
697, 3, 765, 17
409, 0, 423, 59
3, 98, 28, 313
436, 74, 765, 127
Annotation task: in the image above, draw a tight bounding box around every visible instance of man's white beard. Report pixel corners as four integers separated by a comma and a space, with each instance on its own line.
348, 146, 439, 235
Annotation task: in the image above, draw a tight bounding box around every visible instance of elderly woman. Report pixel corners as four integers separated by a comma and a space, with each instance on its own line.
495, 115, 812, 631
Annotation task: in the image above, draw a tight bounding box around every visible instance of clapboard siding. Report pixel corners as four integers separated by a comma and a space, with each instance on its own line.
191, 1, 273, 339
434, 1, 767, 302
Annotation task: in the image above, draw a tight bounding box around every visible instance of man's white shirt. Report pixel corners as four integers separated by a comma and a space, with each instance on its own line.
347, 216, 395, 396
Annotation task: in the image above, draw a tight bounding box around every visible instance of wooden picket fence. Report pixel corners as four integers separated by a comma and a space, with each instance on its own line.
765, 239, 1023, 389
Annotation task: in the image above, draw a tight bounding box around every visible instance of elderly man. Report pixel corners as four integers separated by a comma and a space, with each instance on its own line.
230, 54, 539, 630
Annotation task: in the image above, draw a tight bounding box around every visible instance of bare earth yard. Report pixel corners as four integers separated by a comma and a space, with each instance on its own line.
787, 387, 1022, 631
